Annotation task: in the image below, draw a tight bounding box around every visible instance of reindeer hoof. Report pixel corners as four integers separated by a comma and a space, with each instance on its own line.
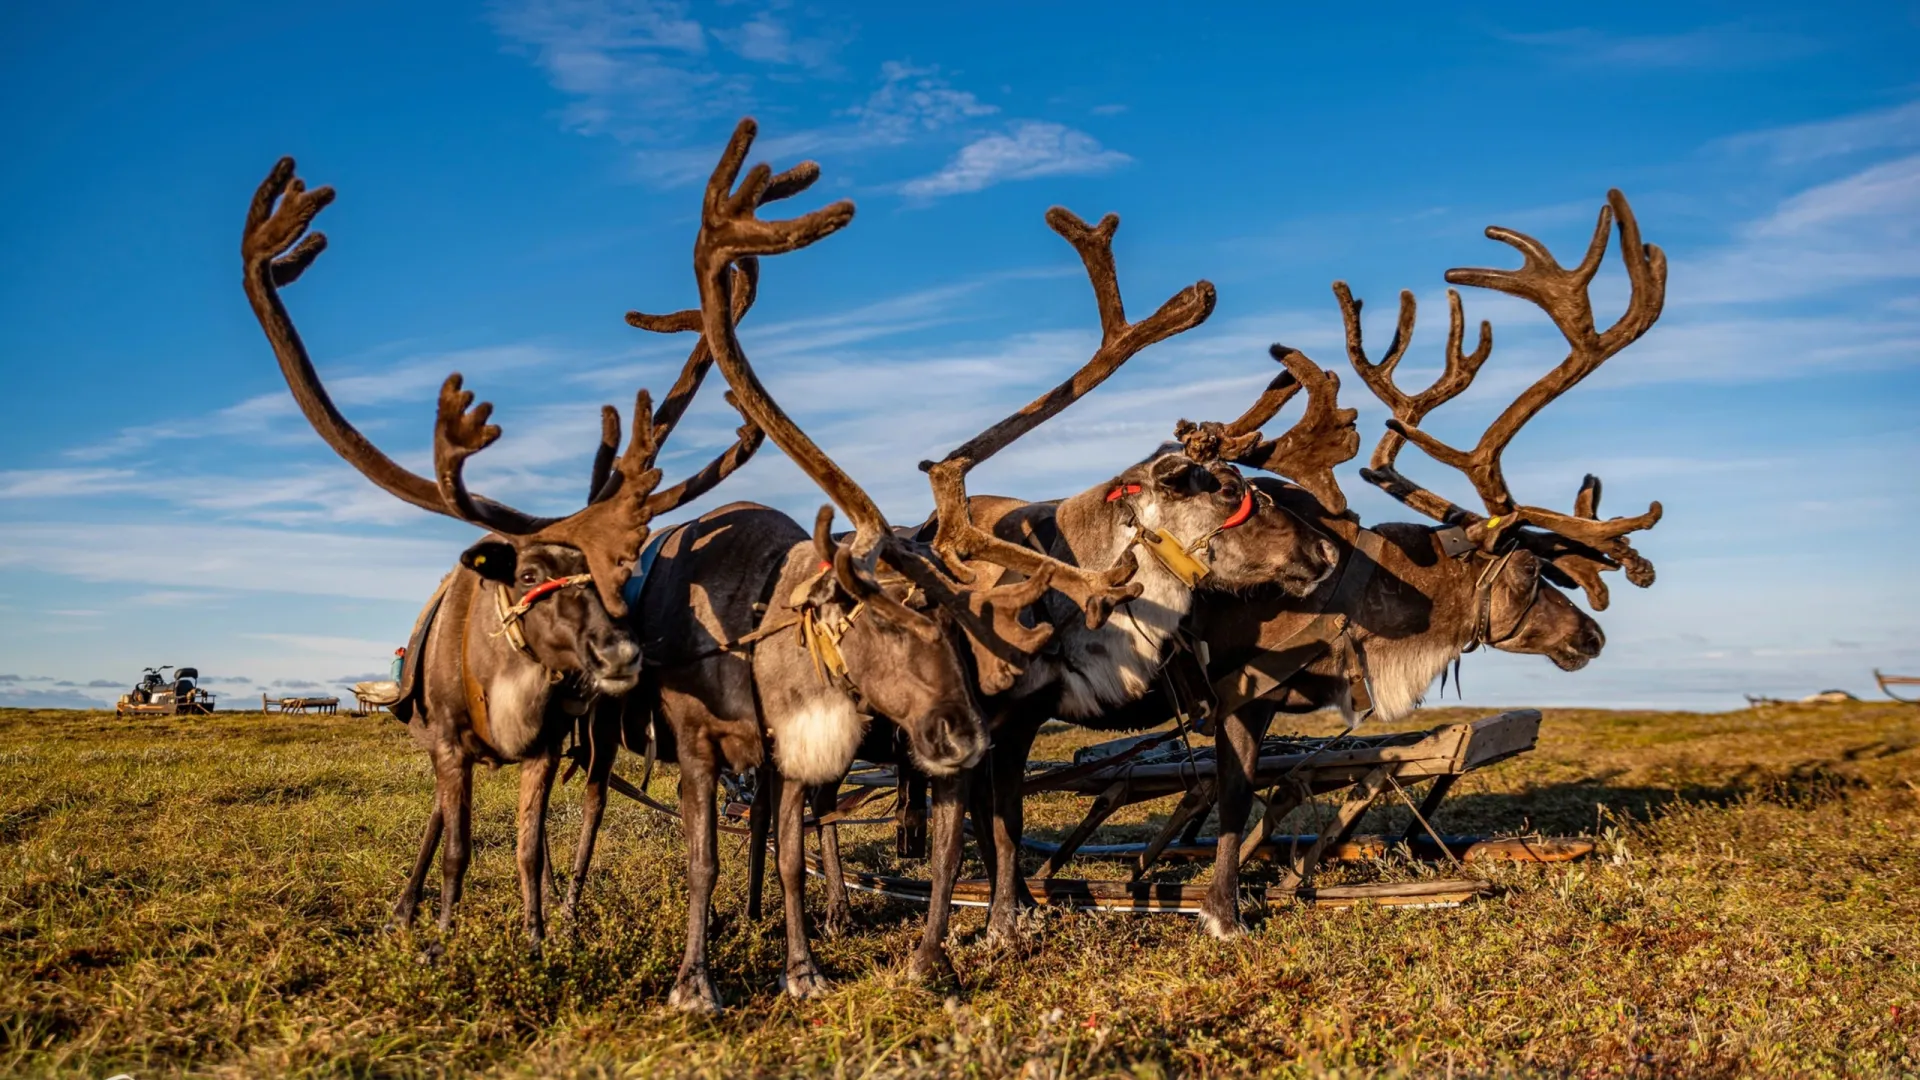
779, 963, 832, 1000
668, 972, 724, 1014
1198, 907, 1246, 941
908, 947, 958, 989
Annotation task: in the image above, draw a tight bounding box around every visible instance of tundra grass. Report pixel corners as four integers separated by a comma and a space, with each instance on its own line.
1, 703, 1915, 1078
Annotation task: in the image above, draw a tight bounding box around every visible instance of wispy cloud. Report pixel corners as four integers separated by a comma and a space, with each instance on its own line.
1712, 99, 1920, 164
488, 0, 725, 142
68, 343, 561, 461
490, 3, 1126, 196
1678, 153, 1920, 304
900, 121, 1132, 198
711, 8, 845, 72
1499, 22, 1816, 69
0, 468, 141, 498
623, 60, 1003, 187
0, 524, 454, 601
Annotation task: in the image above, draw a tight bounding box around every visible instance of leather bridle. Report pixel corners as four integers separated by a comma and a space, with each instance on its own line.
1464, 548, 1542, 652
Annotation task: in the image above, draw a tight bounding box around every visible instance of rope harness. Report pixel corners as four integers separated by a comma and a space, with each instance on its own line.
492, 572, 595, 667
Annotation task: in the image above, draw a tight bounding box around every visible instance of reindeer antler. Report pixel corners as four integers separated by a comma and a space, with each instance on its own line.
244, 156, 765, 618
1175, 345, 1360, 514
1346, 190, 1666, 608
680, 119, 1064, 679
592, 259, 768, 516
243, 158, 556, 533
921, 206, 1217, 628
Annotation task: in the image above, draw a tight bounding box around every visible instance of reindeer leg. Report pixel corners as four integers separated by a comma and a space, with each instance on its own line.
745, 770, 772, 921
812, 783, 850, 938
967, 761, 999, 892
516, 751, 559, 950
563, 729, 616, 920
910, 773, 967, 987
1202, 704, 1274, 939
773, 770, 830, 999
435, 755, 474, 940
389, 804, 443, 930
669, 752, 725, 1013
986, 719, 1040, 946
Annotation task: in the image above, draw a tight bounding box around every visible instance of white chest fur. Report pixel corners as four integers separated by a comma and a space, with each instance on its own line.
767, 691, 868, 784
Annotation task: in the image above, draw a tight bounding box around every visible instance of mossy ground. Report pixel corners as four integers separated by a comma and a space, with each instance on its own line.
2, 702, 1915, 1077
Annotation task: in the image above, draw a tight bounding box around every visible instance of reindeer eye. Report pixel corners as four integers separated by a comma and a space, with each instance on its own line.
519, 571, 539, 587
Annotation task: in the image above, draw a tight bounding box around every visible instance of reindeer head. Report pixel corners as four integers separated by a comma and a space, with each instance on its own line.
242, 157, 765, 698
1338, 189, 1666, 666
1171, 346, 1370, 597
1088, 450, 1339, 598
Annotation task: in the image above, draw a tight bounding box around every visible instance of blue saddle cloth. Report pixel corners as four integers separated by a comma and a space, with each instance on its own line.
622, 524, 682, 613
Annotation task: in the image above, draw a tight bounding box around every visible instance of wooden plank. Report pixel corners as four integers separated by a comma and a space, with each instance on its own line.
1401, 775, 1458, 843
1131, 778, 1215, 881
1024, 833, 1595, 865
1240, 783, 1306, 865
1040, 779, 1132, 879
1276, 766, 1391, 891
820, 862, 1492, 913
1455, 710, 1543, 770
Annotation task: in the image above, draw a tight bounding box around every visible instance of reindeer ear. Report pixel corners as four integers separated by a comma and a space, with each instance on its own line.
1538, 559, 1578, 591
787, 561, 842, 611
460, 540, 517, 583
1147, 456, 1211, 498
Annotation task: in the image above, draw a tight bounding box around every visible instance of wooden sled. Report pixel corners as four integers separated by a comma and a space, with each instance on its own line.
603, 708, 1591, 916
1877, 670, 1920, 704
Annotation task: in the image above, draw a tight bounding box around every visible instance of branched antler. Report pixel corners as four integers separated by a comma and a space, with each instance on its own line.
243, 155, 765, 618
921, 207, 1217, 628
1341, 283, 1492, 527
680, 118, 1072, 675
1345, 190, 1667, 608
1176, 345, 1360, 514
598, 259, 768, 517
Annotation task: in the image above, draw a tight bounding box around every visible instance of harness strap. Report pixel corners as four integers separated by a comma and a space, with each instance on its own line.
1210, 528, 1387, 717
1124, 485, 1267, 589
454, 576, 495, 750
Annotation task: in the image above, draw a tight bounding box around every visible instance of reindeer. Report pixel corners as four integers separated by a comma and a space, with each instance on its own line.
1128, 189, 1667, 936
240, 158, 763, 948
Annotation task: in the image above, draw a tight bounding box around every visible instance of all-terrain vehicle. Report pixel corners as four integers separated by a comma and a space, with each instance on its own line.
115, 666, 218, 716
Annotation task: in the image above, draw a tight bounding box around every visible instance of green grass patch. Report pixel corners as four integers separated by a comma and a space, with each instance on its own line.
1, 704, 1916, 1077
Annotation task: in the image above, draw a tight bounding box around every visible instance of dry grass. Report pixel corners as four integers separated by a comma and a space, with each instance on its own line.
2, 702, 1916, 1078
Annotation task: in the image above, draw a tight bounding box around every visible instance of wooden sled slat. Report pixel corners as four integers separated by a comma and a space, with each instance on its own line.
1024, 833, 1595, 865
816, 858, 1493, 913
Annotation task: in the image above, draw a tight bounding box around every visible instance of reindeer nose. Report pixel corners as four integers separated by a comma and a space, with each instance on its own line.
590, 634, 641, 676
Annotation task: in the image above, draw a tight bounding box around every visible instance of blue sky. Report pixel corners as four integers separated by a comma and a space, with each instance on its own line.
1, 1, 1915, 711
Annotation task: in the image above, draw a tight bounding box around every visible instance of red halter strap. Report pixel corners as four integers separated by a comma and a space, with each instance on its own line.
1219, 488, 1255, 530
1105, 483, 1143, 502
518, 576, 579, 608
